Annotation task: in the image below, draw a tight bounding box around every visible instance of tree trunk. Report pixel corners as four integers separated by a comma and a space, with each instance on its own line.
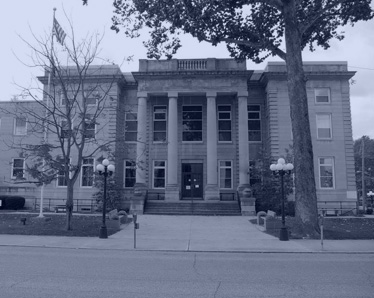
65, 182, 74, 230
283, 0, 319, 237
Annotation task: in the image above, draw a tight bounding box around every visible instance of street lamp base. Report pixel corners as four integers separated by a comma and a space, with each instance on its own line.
279, 226, 289, 241
99, 226, 108, 239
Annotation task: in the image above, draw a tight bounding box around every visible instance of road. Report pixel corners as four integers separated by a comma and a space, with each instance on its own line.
0, 247, 373, 298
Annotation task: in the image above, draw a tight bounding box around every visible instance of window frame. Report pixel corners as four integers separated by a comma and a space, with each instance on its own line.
80, 158, 95, 188
217, 105, 232, 143
83, 90, 99, 106
316, 113, 332, 140
182, 105, 203, 142
247, 105, 262, 142
56, 158, 71, 187
11, 158, 25, 179
318, 157, 335, 189
152, 160, 166, 189
14, 117, 27, 136
83, 117, 96, 139
219, 160, 233, 189
153, 105, 167, 143
124, 111, 138, 142
314, 88, 331, 104
124, 160, 136, 188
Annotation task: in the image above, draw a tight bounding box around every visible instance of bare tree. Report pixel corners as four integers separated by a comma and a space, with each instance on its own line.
2, 17, 125, 230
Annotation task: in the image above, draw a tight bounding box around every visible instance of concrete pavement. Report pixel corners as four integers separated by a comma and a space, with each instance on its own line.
0, 215, 373, 253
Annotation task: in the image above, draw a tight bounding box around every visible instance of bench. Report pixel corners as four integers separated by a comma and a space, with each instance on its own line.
319, 208, 355, 216
77, 205, 93, 213
54, 205, 67, 213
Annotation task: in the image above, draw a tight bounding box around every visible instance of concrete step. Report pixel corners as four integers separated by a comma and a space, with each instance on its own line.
144, 201, 242, 216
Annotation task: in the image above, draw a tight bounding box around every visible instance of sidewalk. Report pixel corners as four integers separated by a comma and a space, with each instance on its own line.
0, 215, 373, 253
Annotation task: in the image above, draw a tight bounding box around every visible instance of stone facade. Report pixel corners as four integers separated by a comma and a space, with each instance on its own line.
0, 59, 357, 213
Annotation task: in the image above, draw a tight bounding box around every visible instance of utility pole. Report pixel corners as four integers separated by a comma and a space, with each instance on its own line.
362, 137, 366, 213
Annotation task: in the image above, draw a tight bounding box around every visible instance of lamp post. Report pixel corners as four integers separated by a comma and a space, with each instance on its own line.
96, 158, 115, 239
270, 158, 294, 241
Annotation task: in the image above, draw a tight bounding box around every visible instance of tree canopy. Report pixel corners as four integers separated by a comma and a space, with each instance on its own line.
109, 0, 373, 62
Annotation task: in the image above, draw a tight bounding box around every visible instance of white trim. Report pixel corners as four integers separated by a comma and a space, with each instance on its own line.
124, 111, 138, 143
182, 105, 203, 142
80, 158, 95, 188
152, 160, 166, 189
316, 113, 332, 140
124, 160, 136, 188
217, 105, 232, 142
247, 105, 262, 142
318, 157, 335, 189
153, 105, 167, 143
219, 160, 233, 189
314, 88, 331, 104
11, 158, 25, 179
13, 117, 27, 136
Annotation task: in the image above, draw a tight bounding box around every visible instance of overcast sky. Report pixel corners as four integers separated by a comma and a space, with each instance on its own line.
1, 1, 373, 139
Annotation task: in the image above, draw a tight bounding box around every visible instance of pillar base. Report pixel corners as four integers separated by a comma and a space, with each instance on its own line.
204, 185, 220, 201
165, 185, 180, 201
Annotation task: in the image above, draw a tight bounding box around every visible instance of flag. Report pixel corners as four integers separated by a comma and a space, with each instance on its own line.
53, 18, 66, 45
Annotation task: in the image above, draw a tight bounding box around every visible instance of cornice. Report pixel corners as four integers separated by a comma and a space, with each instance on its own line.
132, 70, 253, 80
260, 71, 356, 84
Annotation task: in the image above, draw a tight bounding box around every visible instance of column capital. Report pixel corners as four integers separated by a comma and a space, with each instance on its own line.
168, 91, 178, 98
206, 91, 217, 98
137, 91, 148, 98
237, 91, 248, 98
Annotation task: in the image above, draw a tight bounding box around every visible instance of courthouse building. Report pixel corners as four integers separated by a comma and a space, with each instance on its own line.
0, 58, 357, 214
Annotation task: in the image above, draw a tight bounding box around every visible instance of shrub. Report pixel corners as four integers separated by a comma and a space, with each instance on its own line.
0, 196, 26, 210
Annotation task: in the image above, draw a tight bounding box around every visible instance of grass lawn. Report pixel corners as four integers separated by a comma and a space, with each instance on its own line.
250, 216, 374, 240
0, 212, 124, 237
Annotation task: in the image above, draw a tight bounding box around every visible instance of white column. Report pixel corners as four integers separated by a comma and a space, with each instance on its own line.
165, 92, 179, 201
205, 91, 219, 200
238, 91, 250, 186
165, 92, 179, 200
135, 93, 147, 185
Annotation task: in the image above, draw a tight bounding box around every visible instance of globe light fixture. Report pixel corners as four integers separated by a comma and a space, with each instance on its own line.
96, 158, 115, 239
270, 158, 294, 241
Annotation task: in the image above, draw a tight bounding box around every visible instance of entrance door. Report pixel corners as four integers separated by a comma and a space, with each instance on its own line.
182, 163, 203, 199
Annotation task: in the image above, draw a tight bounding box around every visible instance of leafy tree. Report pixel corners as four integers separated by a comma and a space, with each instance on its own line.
1, 19, 124, 230
354, 136, 374, 209
252, 147, 295, 216
92, 153, 124, 212
91, 0, 373, 237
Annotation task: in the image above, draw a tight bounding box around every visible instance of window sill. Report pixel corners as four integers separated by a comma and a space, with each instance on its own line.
182, 141, 204, 144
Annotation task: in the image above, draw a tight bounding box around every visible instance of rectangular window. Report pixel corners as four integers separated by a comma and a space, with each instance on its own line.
248, 105, 261, 142
59, 90, 67, 106
182, 106, 203, 141
124, 160, 136, 188
125, 112, 137, 142
84, 118, 96, 139
315, 88, 330, 103
14, 117, 27, 135
316, 114, 332, 139
219, 160, 233, 189
153, 106, 167, 142
11, 158, 25, 179
81, 158, 94, 187
218, 105, 232, 142
84, 90, 99, 106
319, 157, 334, 189
153, 160, 166, 189
60, 120, 71, 139
56, 159, 70, 187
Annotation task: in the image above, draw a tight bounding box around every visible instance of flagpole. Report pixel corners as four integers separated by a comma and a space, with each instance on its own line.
39, 7, 56, 218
